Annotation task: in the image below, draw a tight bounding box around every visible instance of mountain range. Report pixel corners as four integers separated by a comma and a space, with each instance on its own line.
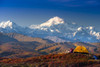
0, 16, 100, 42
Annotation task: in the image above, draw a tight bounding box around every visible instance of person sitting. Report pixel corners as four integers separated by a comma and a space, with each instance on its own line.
69, 48, 74, 53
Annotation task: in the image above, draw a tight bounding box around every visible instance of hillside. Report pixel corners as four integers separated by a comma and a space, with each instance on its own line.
0, 32, 100, 58
0, 53, 100, 67
6, 33, 54, 44
0, 32, 18, 44
0, 33, 54, 58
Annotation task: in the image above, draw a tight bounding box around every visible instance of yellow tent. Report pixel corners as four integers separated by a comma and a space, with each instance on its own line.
73, 46, 89, 53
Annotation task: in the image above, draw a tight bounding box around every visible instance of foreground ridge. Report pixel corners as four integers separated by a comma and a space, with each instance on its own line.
0, 53, 100, 67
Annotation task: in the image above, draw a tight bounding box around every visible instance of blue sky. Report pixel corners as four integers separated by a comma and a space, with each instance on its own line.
0, 0, 100, 31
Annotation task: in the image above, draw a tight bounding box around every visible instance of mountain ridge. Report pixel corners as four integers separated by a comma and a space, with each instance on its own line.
0, 32, 100, 58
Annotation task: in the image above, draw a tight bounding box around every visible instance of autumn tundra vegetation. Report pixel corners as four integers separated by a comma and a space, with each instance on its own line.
0, 53, 100, 67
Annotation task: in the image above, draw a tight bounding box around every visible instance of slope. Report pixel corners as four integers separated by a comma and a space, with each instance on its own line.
0, 32, 99, 58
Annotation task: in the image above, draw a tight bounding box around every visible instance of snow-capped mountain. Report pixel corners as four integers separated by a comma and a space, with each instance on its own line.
29, 17, 78, 38
0, 17, 100, 42
29, 16, 100, 42
0, 20, 26, 34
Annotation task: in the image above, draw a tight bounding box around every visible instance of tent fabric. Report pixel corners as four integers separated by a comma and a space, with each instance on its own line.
73, 46, 89, 53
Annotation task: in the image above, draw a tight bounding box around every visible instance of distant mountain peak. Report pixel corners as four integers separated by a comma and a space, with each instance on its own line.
0, 20, 25, 34
40, 16, 64, 27
29, 16, 65, 29
0, 20, 16, 29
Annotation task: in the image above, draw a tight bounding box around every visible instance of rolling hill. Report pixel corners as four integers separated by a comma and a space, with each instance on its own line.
0, 32, 99, 58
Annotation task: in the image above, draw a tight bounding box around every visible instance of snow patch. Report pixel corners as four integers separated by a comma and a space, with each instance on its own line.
86, 26, 94, 30
56, 29, 60, 33
77, 27, 82, 31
